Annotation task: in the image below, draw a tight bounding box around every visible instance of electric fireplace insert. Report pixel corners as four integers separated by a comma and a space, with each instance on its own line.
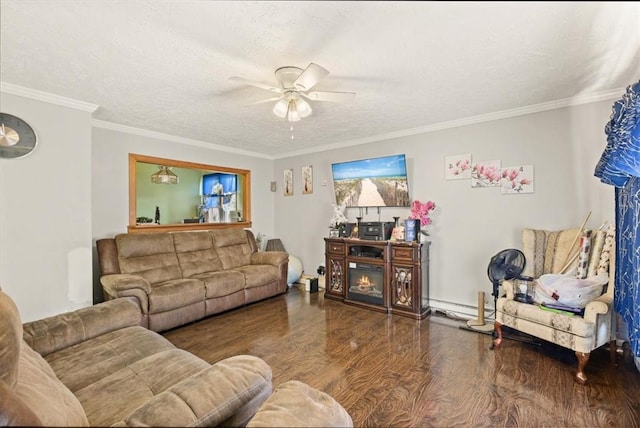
347, 262, 384, 306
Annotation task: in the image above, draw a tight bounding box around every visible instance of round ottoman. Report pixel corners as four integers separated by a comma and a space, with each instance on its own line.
247, 380, 353, 427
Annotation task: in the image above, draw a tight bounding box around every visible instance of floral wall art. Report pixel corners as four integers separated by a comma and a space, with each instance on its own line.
302, 165, 313, 194
283, 168, 293, 196
471, 160, 501, 188
446, 154, 535, 195
445, 153, 472, 180
501, 165, 534, 194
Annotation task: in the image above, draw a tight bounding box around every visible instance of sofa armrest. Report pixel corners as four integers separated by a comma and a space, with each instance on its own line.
583, 293, 612, 323
100, 274, 151, 314
113, 355, 272, 427
250, 251, 288, 267
501, 280, 515, 300
22, 298, 142, 357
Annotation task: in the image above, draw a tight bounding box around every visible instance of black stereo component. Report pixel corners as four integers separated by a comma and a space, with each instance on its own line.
339, 223, 356, 238
349, 245, 384, 259
358, 221, 394, 241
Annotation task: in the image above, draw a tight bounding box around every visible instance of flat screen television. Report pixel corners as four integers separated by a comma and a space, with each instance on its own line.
331, 154, 410, 207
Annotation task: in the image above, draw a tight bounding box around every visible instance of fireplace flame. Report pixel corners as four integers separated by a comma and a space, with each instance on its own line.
357, 275, 374, 289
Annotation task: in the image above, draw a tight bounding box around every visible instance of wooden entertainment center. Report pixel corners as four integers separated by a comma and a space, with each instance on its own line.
324, 237, 431, 319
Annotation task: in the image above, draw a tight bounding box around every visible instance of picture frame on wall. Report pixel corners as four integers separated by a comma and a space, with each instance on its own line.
445, 153, 472, 180
302, 165, 313, 194
501, 165, 534, 194
284, 169, 293, 196
471, 159, 501, 188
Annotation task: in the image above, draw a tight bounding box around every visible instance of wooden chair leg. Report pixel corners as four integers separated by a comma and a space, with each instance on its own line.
575, 351, 590, 384
609, 340, 618, 366
491, 321, 503, 349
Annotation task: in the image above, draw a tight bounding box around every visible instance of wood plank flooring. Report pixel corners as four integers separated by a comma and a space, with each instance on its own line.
163, 287, 640, 427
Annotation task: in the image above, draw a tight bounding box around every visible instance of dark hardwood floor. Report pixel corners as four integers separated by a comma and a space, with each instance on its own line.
163, 287, 640, 427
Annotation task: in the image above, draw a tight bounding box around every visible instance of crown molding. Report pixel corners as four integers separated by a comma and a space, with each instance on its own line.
1, 80, 623, 160
274, 87, 625, 159
0, 82, 99, 112
92, 120, 274, 160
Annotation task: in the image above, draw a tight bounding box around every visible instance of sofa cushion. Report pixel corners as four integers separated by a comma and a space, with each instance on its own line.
0, 290, 88, 426
212, 229, 253, 269
0, 290, 22, 387
544, 228, 582, 274
115, 233, 183, 284
22, 297, 142, 357
44, 326, 176, 392
74, 349, 209, 427
113, 355, 273, 427
0, 379, 43, 426
498, 299, 595, 337
148, 279, 205, 313
522, 228, 582, 276
15, 343, 89, 426
194, 270, 246, 298
173, 230, 224, 277
522, 228, 547, 278
236, 265, 280, 289
247, 380, 353, 428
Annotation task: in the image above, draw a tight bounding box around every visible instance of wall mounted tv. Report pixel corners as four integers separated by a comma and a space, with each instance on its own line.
331, 154, 410, 207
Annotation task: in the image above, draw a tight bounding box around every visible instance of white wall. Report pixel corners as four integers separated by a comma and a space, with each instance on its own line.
273, 100, 616, 316
0, 92, 94, 321
91, 126, 276, 301
0, 87, 617, 320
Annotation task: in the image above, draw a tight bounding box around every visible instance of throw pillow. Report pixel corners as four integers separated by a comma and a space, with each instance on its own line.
587, 229, 607, 277
576, 229, 592, 279
597, 227, 615, 275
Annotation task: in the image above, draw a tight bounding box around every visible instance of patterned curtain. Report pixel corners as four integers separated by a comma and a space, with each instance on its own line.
594, 80, 640, 359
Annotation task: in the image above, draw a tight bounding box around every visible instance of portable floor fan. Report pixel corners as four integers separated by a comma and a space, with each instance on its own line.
465, 249, 526, 332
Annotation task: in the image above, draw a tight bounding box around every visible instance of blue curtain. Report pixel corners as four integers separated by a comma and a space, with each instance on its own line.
594, 80, 640, 358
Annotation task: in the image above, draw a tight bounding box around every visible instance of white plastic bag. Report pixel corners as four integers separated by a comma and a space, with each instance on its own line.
533, 272, 609, 308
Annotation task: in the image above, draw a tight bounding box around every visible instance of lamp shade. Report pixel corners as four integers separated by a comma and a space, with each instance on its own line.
296, 98, 312, 118
151, 165, 178, 184
287, 101, 301, 122
272, 99, 289, 118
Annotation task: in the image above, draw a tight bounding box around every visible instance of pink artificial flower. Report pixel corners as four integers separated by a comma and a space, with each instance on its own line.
456, 159, 470, 171
409, 200, 437, 226
507, 169, 519, 181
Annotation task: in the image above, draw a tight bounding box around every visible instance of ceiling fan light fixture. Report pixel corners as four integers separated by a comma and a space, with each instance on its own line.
296, 98, 312, 118
272, 99, 288, 118
151, 165, 179, 184
287, 101, 301, 122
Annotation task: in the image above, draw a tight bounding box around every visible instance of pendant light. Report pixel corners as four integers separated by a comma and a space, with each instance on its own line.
151, 165, 178, 184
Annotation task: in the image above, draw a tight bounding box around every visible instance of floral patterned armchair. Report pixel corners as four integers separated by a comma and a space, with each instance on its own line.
492, 227, 616, 384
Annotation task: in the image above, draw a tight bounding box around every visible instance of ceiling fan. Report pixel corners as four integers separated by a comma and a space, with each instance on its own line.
229, 63, 356, 122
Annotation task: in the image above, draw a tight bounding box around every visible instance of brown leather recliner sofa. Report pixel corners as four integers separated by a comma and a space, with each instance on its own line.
97, 229, 289, 332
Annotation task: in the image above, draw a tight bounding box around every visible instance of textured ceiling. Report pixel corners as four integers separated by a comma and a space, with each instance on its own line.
1, 1, 639, 158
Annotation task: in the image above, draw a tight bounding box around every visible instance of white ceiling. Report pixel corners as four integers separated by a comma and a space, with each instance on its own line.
1, 1, 639, 159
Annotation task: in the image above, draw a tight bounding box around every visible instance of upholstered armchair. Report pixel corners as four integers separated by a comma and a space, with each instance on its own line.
492, 227, 616, 384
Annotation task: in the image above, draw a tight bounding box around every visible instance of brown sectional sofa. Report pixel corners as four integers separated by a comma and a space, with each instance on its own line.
0, 289, 353, 427
0, 289, 273, 427
97, 229, 289, 332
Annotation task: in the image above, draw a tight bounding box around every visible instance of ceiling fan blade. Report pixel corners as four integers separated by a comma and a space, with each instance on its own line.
293, 63, 329, 91
248, 96, 283, 106
304, 91, 356, 103
229, 76, 282, 93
